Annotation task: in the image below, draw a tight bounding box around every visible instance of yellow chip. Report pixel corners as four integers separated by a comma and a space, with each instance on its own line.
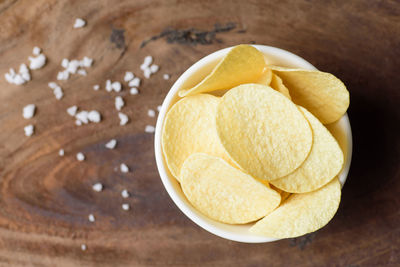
270, 107, 344, 193
162, 94, 232, 181
255, 68, 273, 86
270, 185, 291, 203
178, 45, 265, 97
271, 67, 349, 124
216, 84, 313, 180
270, 73, 291, 99
250, 178, 341, 238
180, 153, 281, 224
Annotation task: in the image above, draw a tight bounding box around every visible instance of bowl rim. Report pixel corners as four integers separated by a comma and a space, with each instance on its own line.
154, 44, 353, 243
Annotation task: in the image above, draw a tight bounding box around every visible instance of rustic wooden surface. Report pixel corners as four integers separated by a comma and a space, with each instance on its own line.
0, 0, 399, 266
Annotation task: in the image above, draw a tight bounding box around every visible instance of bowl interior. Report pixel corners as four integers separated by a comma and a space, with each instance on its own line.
154, 45, 352, 243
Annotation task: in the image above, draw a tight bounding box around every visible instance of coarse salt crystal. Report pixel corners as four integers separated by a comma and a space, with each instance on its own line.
147, 109, 155, 117
143, 68, 151, 79
130, 87, 139, 95
5, 72, 14, 84
122, 203, 130, 211
81, 57, 93, 67
88, 214, 95, 222
81, 244, 87, 251
150, 64, 159, 73
157, 105, 162, 112
67, 60, 80, 74
163, 74, 170, 80
105, 139, 117, 149
32, 46, 41, 56
111, 81, 122, 92
93, 84, 100, 91
53, 86, 63, 100
76, 152, 85, 161
88, 110, 101, 123
76, 111, 89, 124
21, 72, 30, 82
59, 149, 64, 156
121, 189, 129, 198
61, 58, 69, 68
118, 112, 129, 126
105, 80, 112, 92
67, 105, 78, 116
24, 124, 34, 136
19, 63, 29, 74
57, 70, 69, 80
75, 120, 82, 126
73, 18, 86, 28
124, 72, 134, 82
92, 183, 103, 192
13, 74, 25, 85
120, 163, 129, 173
48, 82, 58, 89
28, 54, 46, 70
23, 104, 36, 119
141, 56, 153, 70
77, 69, 87, 76
128, 77, 140, 87
145, 125, 155, 133
115, 96, 124, 111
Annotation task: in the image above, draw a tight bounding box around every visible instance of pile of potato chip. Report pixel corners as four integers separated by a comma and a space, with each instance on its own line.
162, 45, 349, 238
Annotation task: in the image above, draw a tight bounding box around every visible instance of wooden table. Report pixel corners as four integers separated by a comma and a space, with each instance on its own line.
0, 0, 399, 266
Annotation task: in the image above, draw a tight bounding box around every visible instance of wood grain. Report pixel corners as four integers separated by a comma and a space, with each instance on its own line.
0, 0, 399, 266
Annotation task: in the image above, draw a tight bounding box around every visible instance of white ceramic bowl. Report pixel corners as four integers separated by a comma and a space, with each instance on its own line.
155, 45, 353, 243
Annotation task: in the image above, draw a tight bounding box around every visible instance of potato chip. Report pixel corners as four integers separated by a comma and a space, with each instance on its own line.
216, 84, 313, 180
255, 68, 273, 86
270, 185, 291, 203
180, 153, 281, 224
270, 107, 344, 193
271, 67, 349, 124
162, 94, 232, 181
250, 178, 341, 238
270, 73, 291, 99
179, 45, 265, 97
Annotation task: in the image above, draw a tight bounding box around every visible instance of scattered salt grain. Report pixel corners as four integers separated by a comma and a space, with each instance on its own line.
32, 46, 41, 56
121, 189, 129, 198
105, 80, 112, 92
24, 124, 34, 136
77, 69, 87, 76
150, 64, 159, 73
48, 82, 58, 89
111, 81, 122, 92
28, 54, 46, 70
124, 71, 134, 82
75, 120, 82, 126
105, 139, 117, 149
61, 58, 69, 68
53, 86, 64, 100
147, 109, 155, 117
93, 84, 100, 91
145, 125, 155, 133
88, 110, 101, 123
59, 149, 64, 156
88, 214, 95, 222
81, 57, 93, 68
81, 244, 87, 251
57, 70, 69, 80
76, 111, 89, 124
128, 77, 140, 87
157, 105, 162, 112
122, 203, 130, 211
163, 74, 170, 80
130, 88, 139, 95
115, 96, 124, 111
67, 105, 78, 116
118, 112, 129, 126
92, 183, 103, 192
13, 74, 25, 85
67, 60, 80, 74
143, 68, 151, 79
23, 104, 36, 119
140, 56, 153, 70
73, 18, 86, 28
120, 163, 129, 173
76, 152, 85, 161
